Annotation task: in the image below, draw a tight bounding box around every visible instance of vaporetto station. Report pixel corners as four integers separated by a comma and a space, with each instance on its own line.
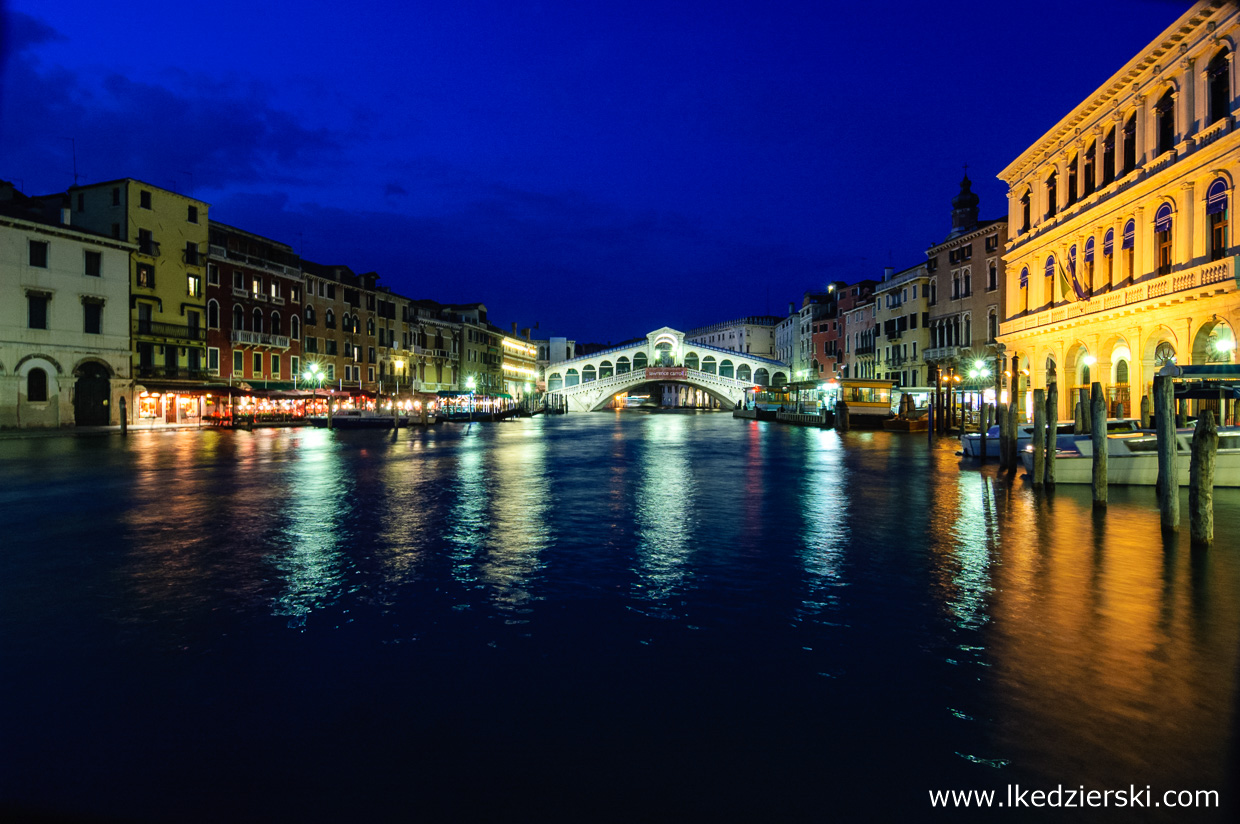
544, 327, 790, 412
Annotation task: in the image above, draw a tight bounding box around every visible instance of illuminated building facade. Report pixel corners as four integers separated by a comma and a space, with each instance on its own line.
815, 280, 876, 381
500, 323, 539, 400
301, 262, 381, 392
924, 176, 1008, 402
999, 0, 1239, 419
69, 179, 211, 423
206, 222, 302, 390
0, 193, 135, 428
684, 315, 782, 360
874, 263, 932, 389
841, 291, 877, 379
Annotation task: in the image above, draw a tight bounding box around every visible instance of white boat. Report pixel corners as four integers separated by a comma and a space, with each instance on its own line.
962, 419, 1141, 459
1018, 426, 1240, 486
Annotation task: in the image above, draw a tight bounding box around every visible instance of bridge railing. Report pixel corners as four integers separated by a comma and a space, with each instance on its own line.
558, 368, 755, 396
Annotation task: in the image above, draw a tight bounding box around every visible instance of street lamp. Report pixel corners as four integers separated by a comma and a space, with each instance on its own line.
303, 363, 325, 417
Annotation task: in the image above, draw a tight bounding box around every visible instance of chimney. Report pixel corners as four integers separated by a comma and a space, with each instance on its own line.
512, 321, 517, 335
61, 207, 71, 226
884, 267, 893, 281
522, 328, 531, 340
788, 302, 795, 315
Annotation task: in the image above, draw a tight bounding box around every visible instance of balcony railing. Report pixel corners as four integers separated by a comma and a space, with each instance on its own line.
1000, 256, 1235, 337
135, 366, 211, 381
230, 330, 291, 349
854, 345, 875, 356
208, 244, 302, 278
137, 240, 161, 257
923, 345, 961, 362
133, 319, 207, 341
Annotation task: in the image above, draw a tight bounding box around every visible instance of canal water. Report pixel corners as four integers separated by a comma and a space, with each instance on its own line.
1, 414, 1238, 822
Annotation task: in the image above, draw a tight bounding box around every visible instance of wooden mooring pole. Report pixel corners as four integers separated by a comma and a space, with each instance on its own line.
1190, 410, 1217, 546
1032, 388, 1046, 488
979, 404, 988, 464
1045, 383, 1058, 487
1073, 401, 1084, 436
1154, 374, 1179, 532
1140, 394, 1151, 429
1091, 382, 1107, 508
119, 397, 128, 436
997, 402, 1008, 469
1078, 386, 1090, 434
1006, 391, 1019, 471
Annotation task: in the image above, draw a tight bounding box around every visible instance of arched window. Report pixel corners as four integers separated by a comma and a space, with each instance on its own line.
988, 262, 997, 291
548, 372, 563, 392
291, 315, 300, 341
207, 299, 219, 329
27, 368, 48, 402
754, 367, 770, 386
633, 352, 648, 370
1045, 255, 1056, 303
1122, 219, 1136, 280
565, 368, 580, 387
1084, 236, 1095, 291
1045, 170, 1058, 218
1019, 266, 1029, 312
1208, 178, 1229, 261
367, 318, 375, 336
599, 360, 613, 378
253, 307, 264, 334
616, 356, 630, 374
1116, 359, 1129, 385
582, 365, 596, 383
1155, 203, 1173, 275
1122, 113, 1136, 175
1155, 89, 1175, 157
271, 312, 282, 336
1103, 127, 1116, 185
684, 352, 699, 371
737, 364, 752, 382
701, 356, 717, 375
720, 359, 734, 378
233, 304, 244, 331
325, 308, 335, 329
305, 305, 315, 325
1084, 141, 1096, 196
987, 310, 997, 342
929, 279, 938, 305
1209, 49, 1231, 126
1103, 228, 1116, 284
1020, 190, 1031, 232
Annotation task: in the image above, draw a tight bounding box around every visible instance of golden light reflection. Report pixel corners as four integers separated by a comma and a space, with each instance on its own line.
633, 414, 694, 600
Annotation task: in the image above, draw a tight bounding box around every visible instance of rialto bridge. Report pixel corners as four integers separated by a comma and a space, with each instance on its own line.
545, 327, 790, 412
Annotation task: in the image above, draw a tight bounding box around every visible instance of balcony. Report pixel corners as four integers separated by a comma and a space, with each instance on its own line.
135, 366, 211, 381
209, 245, 302, 278
230, 330, 291, 349
923, 345, 962, 362
1000, 256, 1235, 338
854, 345, 875, 356
137, 240, 161, 257
133, 319, 207, 342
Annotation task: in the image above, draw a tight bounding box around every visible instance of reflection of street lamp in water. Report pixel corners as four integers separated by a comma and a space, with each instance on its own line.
466, 375, 476, 423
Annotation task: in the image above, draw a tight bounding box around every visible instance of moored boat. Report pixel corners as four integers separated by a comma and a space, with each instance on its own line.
963, 419, 1140, 459
1018, 426, 1240, 486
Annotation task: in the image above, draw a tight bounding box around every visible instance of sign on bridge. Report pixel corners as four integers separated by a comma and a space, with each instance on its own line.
645, 367, 687, 379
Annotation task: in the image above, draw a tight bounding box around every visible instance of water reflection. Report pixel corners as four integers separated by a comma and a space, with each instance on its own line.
633, 414, 695, 600
797, 428, 846, 610
272, 429, 350, 628
476, 429, 550, 613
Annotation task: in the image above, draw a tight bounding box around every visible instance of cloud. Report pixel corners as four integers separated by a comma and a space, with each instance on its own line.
384, 182, 408, 198
0, 11, 344, 194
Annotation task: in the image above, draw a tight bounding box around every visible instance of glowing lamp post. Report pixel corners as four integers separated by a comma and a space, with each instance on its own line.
303, 363, 325, 417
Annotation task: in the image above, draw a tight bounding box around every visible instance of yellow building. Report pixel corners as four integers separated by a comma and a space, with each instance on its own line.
999, 0, 1239, 420
500, 325, 539, 402
71, 179, 210, 422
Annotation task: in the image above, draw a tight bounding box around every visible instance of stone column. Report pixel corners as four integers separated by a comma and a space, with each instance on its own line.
1181, 60, 1197, 140
1180, 181, 1195, 265
1134, 205, 1146, 281
1134, 94, 1147, 166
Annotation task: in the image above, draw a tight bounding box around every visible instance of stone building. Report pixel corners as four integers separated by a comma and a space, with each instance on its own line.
924, 176, 1008, 406
874, 264, 932, 389
684, 315, 782, 360
206, 222, 302, 391
0, 194, 134, 428
999, 0, 1239, 419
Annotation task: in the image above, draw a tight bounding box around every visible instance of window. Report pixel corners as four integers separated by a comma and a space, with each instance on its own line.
1155, 203, 1173, 276
1019, 267, 1029, 312
136, 263, 155, 288
368, 367, 375, 382
271, 313, 282, 336
29, 240, 48, 268
1104, 228, 1115, 285
326, 364, 335, 381
232, 304, 244, 331
251, 276, 262, 296
233, 350, 243, 374
1020, 191, 1031, 232
929, 280, 937, 305
188, 205, 198, 223
368, 346, 376, 364
325, 309, 335, 329
1208, 178, 1229, 261
138, 229, 156, 256
988, 310, 997, 342
952, 274, 960, 299
252, 352, 262, 376
1155, 89, 1175, 157
1084, 237, 1095, 291
26, 369, 48, 403
84, 301, 102, 334
1209, 49, 1231, 126
306, 336, 318, 354
140, 190, 151, 209
85, 250, 102, 277
208, 347, 220, 375
291, 356, 299, 378
28, 293, 48, 329
1045, 171, 1057, 218
1084, 142, 1096, 196
1103, 128, 1116, 185
253, 308, 263, 334
1122, 219, 1136, 281
271, 354, 280, 379
305, 305, 316, 325
291, 315, 300, 340
207, 263, 219, 285
1122, 114, 1136, 176
1067, 154, 1078, 206
185, 241, 200, 266
963, 270, 971, 296
187, 273, 201, 297
208, 300, 219, 329
988, 263, 997, 291
326, 339, 338, 356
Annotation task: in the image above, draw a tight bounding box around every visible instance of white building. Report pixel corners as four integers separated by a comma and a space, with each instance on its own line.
684, 315, 781, 360
1, 207, 135, 428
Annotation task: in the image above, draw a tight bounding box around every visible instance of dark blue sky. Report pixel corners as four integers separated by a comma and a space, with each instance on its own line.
1, 0, 1191, 342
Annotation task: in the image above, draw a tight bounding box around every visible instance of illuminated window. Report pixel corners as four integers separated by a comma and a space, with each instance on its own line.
136, 263, 155, 288
1208, 178, 1229, 261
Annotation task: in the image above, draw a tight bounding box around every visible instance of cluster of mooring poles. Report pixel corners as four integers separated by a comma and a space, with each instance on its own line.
975, 368, 1217, 548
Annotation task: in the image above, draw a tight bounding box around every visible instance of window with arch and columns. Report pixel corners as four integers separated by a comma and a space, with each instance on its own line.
1208, 178, 1229, 261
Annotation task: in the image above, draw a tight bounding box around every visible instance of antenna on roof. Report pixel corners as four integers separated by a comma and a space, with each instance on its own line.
179, 171, 194, 196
